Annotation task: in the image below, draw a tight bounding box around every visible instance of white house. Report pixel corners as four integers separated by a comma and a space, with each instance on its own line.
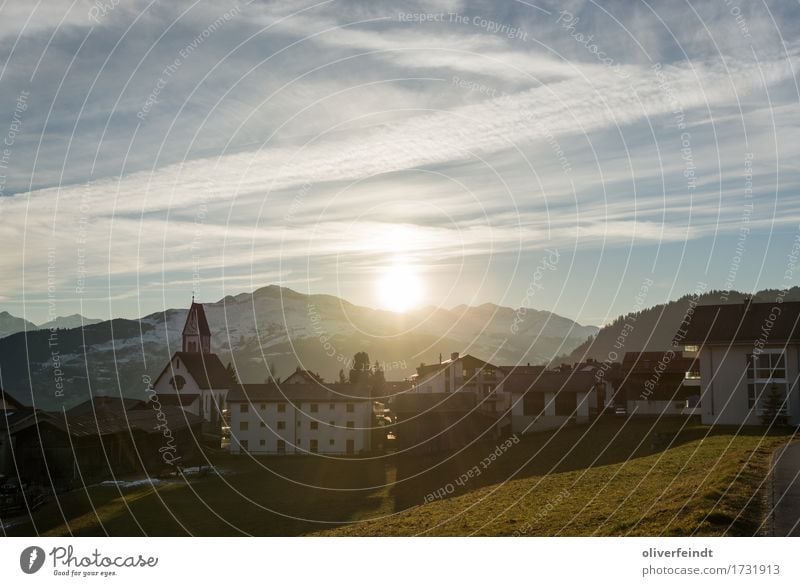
227, 381, 373, 455
412, 352, 510, 414
151, 300, 231, 432
505, 369, 601, 434
684, 299, 800, 426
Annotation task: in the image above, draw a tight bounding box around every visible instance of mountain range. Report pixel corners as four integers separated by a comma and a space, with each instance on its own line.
0, 286, 597, 410
0, 312, 102, 339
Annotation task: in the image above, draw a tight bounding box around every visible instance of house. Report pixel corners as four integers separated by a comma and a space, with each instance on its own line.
1, 396, 203, 488
227, 381, 373, 455
391, 392, 502, 453
684, 299, 800, 426
506, 370, 601, 434
412, 352, 509, 414
618, 351, 700, 416
151, 300, 232, 442
282, 367, 324, 385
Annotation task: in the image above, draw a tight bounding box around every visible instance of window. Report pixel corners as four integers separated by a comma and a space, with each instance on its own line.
329, 439, 335, 446
346, 403, 354, 413
240, 439, 248, 450
259, 439, 266, 446
346, 439, 355, 454
259, 421, 265, 428
297, 420, 301, 427
277, 421, 286, 430
239, 421, 249, 431
329, 403, 335, 410
310, 421, 319, 430
169, 375, 186, 390
346, 421, 354, 429
310, 439, 318, 453
329, 421, 335, 427
747, 352, 786, 380
240, 403, 249, 413
483, 384, 495, 396
523, 392, 545, 416
260, 403, 266, 410
554, 392, 577, 417
310, 403, 319, 413
747, 352, 788, 412
277, 439, 286, 453
277, 403, 286, 413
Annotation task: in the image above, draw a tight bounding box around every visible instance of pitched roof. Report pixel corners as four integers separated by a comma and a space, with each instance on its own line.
0, 388, 24, 410
182, 302, 211, 337
156, 351, 232, 390
8, 402, 203, 437
504, 370, 597, 395
622, 351, 695, 374
66, 396, 146, 416
499, 365, 547, 376
416, 354, 498, 377
227, 381, 372, 403
683, 301, 800, 345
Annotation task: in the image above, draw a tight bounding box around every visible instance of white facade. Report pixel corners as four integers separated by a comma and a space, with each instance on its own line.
413, 353, 510, 413
696, 344, 800, 426
151, 353, 229, 427
229, 399, 372, 455
510, 388, 597, 434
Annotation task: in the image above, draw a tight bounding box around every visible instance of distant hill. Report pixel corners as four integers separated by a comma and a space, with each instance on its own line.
38, 314, 102, 330
0, 312, 101, 339
0, 311, 37, 338
0, 285, 597, 410
559, 287, 800, 364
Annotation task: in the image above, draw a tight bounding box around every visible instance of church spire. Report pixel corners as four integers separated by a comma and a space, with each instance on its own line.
182, 299, 211, 354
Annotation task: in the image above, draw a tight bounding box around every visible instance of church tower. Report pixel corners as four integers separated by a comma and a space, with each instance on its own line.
182, 299, 211, 354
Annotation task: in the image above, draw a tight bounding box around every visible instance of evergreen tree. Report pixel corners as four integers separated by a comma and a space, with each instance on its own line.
761, 383, 789, 426
226, 362, 239, 384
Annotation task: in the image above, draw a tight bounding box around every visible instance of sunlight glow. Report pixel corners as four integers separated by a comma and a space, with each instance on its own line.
376, 263, 424, 313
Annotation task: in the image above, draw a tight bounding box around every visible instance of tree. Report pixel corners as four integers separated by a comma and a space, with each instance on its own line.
226, 362, 239, 384
349, 351, 372, 384
761, 383, 789, 427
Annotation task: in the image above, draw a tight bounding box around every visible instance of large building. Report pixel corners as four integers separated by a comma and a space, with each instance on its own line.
227, 381, 373, 455
684, 299, 800, 426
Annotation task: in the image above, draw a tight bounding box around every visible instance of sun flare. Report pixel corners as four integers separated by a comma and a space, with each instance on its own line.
377, 263, 424, 313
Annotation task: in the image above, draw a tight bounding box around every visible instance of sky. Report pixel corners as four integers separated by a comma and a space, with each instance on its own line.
0, 0, 799, 326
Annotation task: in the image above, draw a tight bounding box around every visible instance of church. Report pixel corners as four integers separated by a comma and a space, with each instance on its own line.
151, 300, 232, 445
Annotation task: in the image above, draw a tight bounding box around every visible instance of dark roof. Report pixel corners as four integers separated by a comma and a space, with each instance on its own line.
622, 351, 695, 374
499, 365, 547, 376
683, 301, 800, 345
141, 393, 200, 408
66, 396, 146, 416
391, 392, 476, 413
504, 370, 597, 395
227, 381, 372, 403
182, 302, 211, 337
0, 388, 24, 410
416, 354, 497, 377
8, 403, 203, 437
156, 351, 231, 390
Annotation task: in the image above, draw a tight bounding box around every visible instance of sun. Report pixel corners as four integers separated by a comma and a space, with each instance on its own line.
377, 263, 424, 313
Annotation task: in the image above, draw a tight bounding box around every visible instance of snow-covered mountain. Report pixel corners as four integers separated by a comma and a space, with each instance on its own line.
0, 286, 597, 409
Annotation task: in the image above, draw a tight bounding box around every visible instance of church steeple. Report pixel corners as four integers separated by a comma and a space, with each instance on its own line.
182, 299, 211, 354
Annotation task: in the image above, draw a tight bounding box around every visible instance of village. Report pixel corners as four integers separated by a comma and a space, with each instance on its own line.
1, 294, 798, 531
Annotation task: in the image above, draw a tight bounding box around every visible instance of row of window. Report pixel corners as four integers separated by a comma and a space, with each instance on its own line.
746, 352, 789, 412
239, 402, 356, 413
239, 438, 356, 454
239, 420, 356, 431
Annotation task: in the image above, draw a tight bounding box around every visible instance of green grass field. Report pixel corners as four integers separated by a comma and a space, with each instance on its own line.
5, 417, 792, 536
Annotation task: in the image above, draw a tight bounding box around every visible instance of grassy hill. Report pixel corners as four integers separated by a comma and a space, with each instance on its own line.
6, 418, 792, 537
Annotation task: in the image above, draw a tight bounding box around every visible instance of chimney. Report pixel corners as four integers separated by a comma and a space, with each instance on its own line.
451, 352, 460, 361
